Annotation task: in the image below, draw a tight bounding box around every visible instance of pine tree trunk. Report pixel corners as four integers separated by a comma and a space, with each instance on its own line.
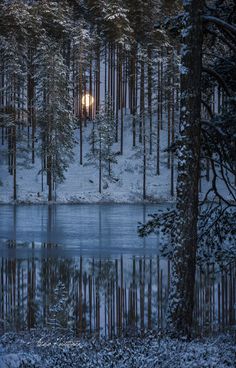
112, 46, 116, 119
143, 108, 146, 200
83, 68, 87, 126
119, 46, 123, 155
139, 58, 144, 144
156, 60, 160, 176
141, 58, 146, 199
170, 61, 175, 197
166, 0, 203, 337
96, 47, 100, 114
124, 52, 128, 113
89, 59, 93, 120
28, 46, 36, 164
148, 47, 152, 155
116, 46, 119, 143
47, 104, 52, 202
167, 79, 171, 170
104, 44, 107, 106
99, 131, 102, 193
160, 48, 163, 130
47, 155, 52, 202
131, 44, 136, 147
13, 126, 16, 201
79, 61, 83, 165
13, 75, 17, 201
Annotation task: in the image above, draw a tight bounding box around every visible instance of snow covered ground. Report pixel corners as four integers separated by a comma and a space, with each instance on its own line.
0, 329, 235, 368
0, 113, 233, 204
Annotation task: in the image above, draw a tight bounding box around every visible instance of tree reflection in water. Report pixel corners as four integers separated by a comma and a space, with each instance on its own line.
0, 241, 235, 337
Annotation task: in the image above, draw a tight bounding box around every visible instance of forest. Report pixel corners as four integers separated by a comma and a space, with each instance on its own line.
0, 0, 235, 367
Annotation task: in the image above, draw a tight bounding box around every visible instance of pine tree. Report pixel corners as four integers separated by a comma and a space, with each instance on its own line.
87, 97, 117, 193
36, 39, 75, 201
165, 0, 204, 337
0, 1, 31, 200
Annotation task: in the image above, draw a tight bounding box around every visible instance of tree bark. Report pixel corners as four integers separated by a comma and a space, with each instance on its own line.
166, 0, 203, 337
148, 46, 152, 155
79, 60, 83, 165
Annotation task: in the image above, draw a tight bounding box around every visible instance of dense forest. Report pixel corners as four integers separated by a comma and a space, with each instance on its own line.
0, 0, 234, 203
0, 0, 235, 366
0, 0, 180, 202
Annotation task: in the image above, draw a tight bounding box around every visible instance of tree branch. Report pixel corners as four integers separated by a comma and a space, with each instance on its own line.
201, 99, 213, 118
203, 15, 236, 36
202, 66, 231, 97
205, 28, 236, 53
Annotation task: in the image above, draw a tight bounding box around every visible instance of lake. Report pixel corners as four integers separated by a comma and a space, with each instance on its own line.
0, 204, 234, 336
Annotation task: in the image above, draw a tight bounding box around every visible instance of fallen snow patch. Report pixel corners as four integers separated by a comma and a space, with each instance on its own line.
0, 330, 235, 368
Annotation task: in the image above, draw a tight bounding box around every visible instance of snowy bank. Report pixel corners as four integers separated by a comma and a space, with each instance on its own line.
2, 117, 232, 205
0, 330, 235, 368
0, 192, 176, 205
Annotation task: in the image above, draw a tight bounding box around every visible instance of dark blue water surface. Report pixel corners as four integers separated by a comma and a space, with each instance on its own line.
0, 204, 164, 257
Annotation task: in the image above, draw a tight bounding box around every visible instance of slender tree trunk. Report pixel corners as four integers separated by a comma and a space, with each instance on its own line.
166, 0, 203, 337
170, 61, 175, 196
13, 75, 17, 201
167, 60, 171, 169
28, 46, 36, 164
160, 48, 163, 130
116, 46, 119, 143
104, 44, 107, 105
13, 126, 16, 201
83, 68, 87, 126
141, 57, 146, 199
79, 61, 83, 165
120, 46, 124, 155
131, 44, 136, 147
1, 62, 4, 146
124, 52, 128, 113
96, 47, 100, 114
139, 58, 144, 144
143, 107, 146, 200
47, 155, 52, 201
148, 47, 152, 155
156, 60, 160, 175
111, 45, 113, 115
112, 46, 116, 119
89, 59, 93, 120
99, 131, 102, 193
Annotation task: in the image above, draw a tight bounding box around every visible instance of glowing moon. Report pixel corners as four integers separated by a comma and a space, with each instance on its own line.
82, 94, 94, 107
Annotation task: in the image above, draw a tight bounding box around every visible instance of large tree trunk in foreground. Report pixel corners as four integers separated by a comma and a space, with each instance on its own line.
166, 0, 203, 337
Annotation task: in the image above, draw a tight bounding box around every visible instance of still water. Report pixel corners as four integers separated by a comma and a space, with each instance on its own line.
0, 204, 161, 256
0, 205, 234, 336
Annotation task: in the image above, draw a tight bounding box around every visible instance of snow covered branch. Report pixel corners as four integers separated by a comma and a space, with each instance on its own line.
203, 15, 236, 36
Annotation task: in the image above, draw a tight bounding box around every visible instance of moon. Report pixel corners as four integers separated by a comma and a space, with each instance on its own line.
82, 94, 94, 108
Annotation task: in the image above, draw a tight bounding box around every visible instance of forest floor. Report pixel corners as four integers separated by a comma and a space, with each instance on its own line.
0, 114, 230, 204
0, 329, 235, 368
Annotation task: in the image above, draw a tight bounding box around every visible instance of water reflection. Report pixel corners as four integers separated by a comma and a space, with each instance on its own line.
0, 241, 235, 337
0, 205, 159, 253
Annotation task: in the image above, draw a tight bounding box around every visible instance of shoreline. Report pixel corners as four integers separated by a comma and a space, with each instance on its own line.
0, 199, 234, 205
0, 198, 176, 205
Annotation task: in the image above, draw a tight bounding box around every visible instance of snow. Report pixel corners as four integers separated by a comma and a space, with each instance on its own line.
179, 65, 189, 75
1, 112, 232, 204
0, 113, 176, 204
0, 352, 41, 368
0, 330, 235, 368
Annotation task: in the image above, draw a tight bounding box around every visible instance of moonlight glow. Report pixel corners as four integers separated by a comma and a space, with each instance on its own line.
82, 94, 94, 107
